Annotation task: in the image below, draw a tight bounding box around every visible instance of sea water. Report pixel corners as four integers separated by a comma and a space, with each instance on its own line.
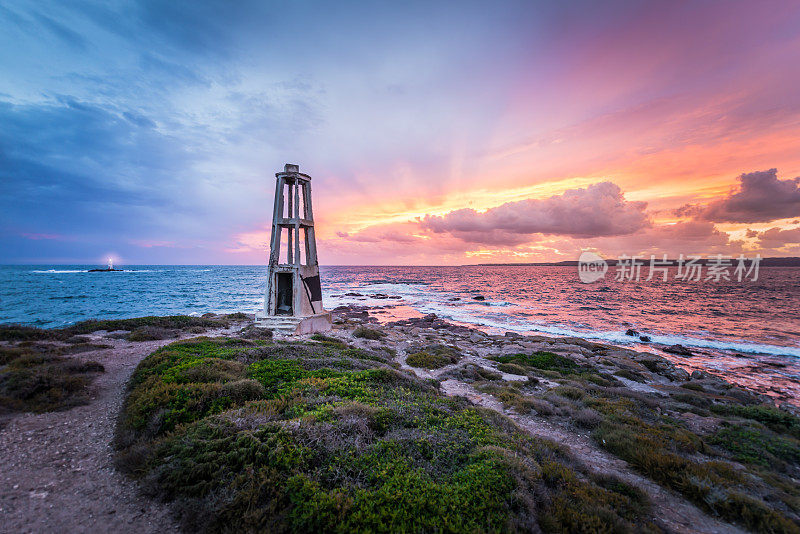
1, 264, 798, 404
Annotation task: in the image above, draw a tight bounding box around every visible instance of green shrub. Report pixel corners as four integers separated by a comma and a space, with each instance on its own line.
672, 392, 711, 409
613, 369, 646, 383
441, 364, 501, 383
352, 326, 386, 340
478, 384, 535, 414
115, 338, 658, 533
310, 333, 347, 348
710, 424, 800, 468
127, 326, 176, 341
405, 345, 461, 370
0, 315, 238, 343
0, 347, 104, 414
496, 362, 526, 375
219, 379, 266, 402
0, 325, 59, 342
594, 418, 799, 532
491, 351, 578, 372
711, 404, 800, 438
406, 351, 451, 369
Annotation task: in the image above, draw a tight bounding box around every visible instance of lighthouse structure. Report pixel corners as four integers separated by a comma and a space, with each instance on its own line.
255, 164, 332, 334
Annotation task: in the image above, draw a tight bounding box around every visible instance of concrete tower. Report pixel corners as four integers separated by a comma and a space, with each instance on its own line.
255, 164, 331, 334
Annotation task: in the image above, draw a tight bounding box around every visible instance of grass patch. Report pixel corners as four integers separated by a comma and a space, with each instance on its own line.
711, 404, 800, 438
578, 386, 800, 532
593, 419, 799, 532
0, 346, 104, 415
115, 337, 659, 533
405, 344, 461, 370
710, 423, 800, 469
0, 313, 249, 342
352, 326, 386, 340
491, 351, 579, 373
310, 333, 347, 348
440, 364, 502, 383
614, 369, 647, 383
491, 352, 619, 388
496, 362, 527, 375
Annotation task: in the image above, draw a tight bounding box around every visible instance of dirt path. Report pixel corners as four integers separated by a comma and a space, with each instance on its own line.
0, 328, 235, 534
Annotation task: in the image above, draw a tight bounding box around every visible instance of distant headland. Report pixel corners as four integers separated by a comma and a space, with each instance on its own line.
475, 256, 800, 267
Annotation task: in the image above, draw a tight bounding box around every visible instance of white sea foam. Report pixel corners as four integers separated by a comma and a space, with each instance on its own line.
329, 281, 800, 359
422, 303, 800, 358
32, 269, 87, 273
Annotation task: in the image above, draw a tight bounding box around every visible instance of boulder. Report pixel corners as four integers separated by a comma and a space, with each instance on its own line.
664, 344, 693, 356
469, 332, 485, 343
667, 368, 690, 381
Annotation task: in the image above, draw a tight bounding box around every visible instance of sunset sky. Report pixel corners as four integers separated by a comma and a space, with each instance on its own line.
2, 0, 800, 265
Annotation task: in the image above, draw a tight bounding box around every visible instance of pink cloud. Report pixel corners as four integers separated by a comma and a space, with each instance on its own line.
420, 182, 649, 243
693, 169, 800, 223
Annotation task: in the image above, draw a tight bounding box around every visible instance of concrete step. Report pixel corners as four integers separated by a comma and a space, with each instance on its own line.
254, 313, 332, 335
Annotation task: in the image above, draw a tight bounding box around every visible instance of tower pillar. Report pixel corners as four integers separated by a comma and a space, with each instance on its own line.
255, 164, 331, 335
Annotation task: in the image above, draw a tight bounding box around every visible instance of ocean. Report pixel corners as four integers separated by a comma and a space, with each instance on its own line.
1, 264, 798, 404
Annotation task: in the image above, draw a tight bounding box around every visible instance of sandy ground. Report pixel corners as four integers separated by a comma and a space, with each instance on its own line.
0, 326, 237, 534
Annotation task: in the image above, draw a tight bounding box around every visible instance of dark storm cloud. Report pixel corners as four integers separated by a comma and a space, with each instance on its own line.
686, 169, 800, 223
420, 182, 649, 243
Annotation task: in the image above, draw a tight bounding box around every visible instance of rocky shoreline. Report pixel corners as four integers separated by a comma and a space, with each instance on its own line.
335, 302, 800, 409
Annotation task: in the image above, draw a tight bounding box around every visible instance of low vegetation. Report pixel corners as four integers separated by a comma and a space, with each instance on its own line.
405, 344, 462, 369
0, 313, 249, 343
115, 337, 661, 533
351, 326, 386, 340
482, 350, 800, 532
0, 342, 105, 417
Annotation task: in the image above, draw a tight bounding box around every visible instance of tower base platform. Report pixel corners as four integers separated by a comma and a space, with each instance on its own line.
254, 312, 332, 335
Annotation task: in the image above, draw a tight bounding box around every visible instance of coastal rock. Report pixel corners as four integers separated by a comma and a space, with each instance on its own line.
504, 331, 522, 338
331, 305, 378, 323
639, 335, 651, 342
669, 368, 690, 381
386, 314, 473, 335
472, 295, 486, 301
691, 370, 706, 379
664, 344, 693, 356
469, 332, 485, 343
625, 329, 638, 337
524, 342, 553, 352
